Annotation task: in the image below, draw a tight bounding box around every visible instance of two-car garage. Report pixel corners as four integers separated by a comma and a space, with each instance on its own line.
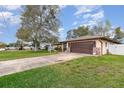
69, 41, 95, 54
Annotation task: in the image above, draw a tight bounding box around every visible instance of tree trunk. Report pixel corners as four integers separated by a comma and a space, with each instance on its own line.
34, 43, 38, 51
34, 40, 39, 51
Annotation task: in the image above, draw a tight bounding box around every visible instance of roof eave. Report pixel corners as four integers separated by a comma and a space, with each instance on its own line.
60, 37, 121, 44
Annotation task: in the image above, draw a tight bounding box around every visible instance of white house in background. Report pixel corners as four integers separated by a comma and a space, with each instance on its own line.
40, 43, 54, 51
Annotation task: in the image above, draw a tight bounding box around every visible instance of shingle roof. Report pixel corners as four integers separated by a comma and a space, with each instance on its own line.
61, 36, 121, 44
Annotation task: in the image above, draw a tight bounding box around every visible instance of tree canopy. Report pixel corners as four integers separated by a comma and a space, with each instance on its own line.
113, 27, 124, 42
66, 20, 111, 40
66, 20, 124, 43
89, 20, 111, 37
16, 5, 60, 51
66, 26, 89, 40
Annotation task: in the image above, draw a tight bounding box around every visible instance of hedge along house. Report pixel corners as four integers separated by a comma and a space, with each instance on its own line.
59, 36, 120, 55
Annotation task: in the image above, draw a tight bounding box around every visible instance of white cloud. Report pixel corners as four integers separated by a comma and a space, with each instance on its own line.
82, 9, 104, 27
0, 6, 22, 26
73, 5, 104, 28
91, 10, 104, 21
82, 20, 98, 27
83, 14, 91, 19
84, 20, 97, 27
83, 10, 104, 20
0, 23, 5, 28
2, 5, 21, 11
59, 5, 67, 10
111, 26, 116, 30
0, 11, 13, 20
72, 21, 78, 26
74, 5, 100, 16
0, 31, 3, 34
9, 15, 21, 25
0, 11, 21, 25
59, 28, 64, 32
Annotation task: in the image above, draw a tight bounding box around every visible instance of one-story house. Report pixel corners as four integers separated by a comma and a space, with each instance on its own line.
58, 36, 120, 55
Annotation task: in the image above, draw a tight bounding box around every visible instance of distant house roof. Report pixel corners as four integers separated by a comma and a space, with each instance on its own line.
61, 36, 121, 44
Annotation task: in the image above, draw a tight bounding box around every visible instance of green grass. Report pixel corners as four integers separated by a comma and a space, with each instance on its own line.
0, 55, 124, 87
0, 50, 57, 61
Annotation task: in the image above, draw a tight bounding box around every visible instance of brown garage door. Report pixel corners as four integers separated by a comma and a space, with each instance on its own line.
70, 41, 95, 54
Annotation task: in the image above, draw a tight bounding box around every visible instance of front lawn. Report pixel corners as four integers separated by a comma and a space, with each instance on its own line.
0, 55, 124, 87
0, 50, 57, 61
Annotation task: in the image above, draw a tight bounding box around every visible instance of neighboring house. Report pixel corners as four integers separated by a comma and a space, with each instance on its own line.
58, 36, 120, 55
0, 42, 6, 51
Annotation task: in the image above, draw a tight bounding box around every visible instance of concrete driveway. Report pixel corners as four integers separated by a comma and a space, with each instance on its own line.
0, 53, 91, 77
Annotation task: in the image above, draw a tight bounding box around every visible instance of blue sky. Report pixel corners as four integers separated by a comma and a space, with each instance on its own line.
0, 5, 124, 43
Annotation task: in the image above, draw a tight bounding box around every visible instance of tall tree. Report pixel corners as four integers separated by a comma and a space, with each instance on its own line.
113, 27, 124, 42
73, 26, 89, 38
66, 29, 75, 40
16, 5, 60, 51
90, 20, 111, 37
66, 26, 89, 40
